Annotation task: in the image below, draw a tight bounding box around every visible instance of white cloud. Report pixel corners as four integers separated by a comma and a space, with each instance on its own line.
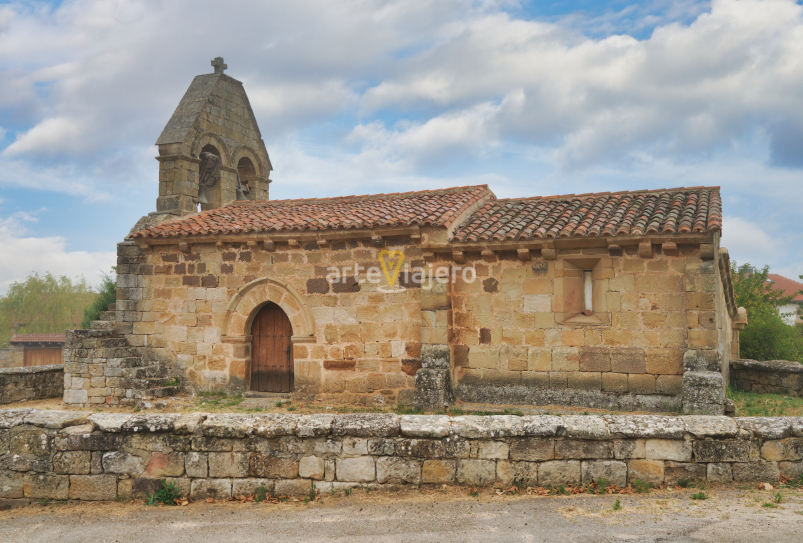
0, 211, 117, 295
3, 116, 87, 157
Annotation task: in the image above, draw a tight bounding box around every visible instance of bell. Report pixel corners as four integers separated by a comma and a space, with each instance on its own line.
197, 185, 209, 205
235, 187, 249, 201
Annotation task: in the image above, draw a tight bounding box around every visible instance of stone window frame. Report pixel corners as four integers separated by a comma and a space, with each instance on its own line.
554, 256, 611, 325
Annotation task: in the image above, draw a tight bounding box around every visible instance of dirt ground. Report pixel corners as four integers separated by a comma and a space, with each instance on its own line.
2, 484, 802, 542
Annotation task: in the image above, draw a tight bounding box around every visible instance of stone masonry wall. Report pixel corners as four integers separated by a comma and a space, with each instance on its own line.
2, 410, 802, 503
0, 366, 63, 404
731, 359, 803, 396
448, 243, 726, 412
115, 236, 424, 404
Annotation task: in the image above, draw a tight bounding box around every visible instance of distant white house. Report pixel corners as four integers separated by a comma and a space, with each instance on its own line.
768, 274, 803, 326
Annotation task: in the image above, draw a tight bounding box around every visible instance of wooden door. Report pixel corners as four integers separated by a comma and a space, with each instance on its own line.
24, 348, 62, 367
250, 303, 294, 392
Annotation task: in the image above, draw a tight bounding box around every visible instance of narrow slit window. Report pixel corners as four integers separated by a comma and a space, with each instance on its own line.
583, 270, 593, 315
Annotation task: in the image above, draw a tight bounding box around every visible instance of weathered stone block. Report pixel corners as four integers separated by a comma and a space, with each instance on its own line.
69, 475, 118, 500
779, 461, 803, 480
627, 460, 664, 485
376, 457, 421, 484
66, 433, 122, 451
614, 440, 645, 459
456, 459, 496, 486
185, 452, 207, 478
342, 437, 368, 455
496, 461, 538, 486
10, 430, 51, 457
664, 461, 706, 484
693, 440, 751, 463
706, 463, 732, 483
477, 441, 509, 460
509, 438, 554, 461
732, 462, 780, 482
23, 473, 69, 499
581, 460, 627, 487
190, 478, 232, 500
131, 478, 163, 498
0, 471, 24, 498
419, 458, 456, 483
208, 452, 248, 478
645, 440, 692, 462
146, 451, 185, 477
336, 457, 375, 482
299, 456, 325, 480
102, 451, 145, 475
249, 455, 299, 479
274, 479, 312, 497
52, 451, 91, 475
332, 414, 400, 438
232, 478, 273, 497
555, 440, 613, 459
538, 461, 581, 486
611, 348, 646, 374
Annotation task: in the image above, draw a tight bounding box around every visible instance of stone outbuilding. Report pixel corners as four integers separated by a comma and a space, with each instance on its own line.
0, 334, 65, 368
62, 60, 747, 414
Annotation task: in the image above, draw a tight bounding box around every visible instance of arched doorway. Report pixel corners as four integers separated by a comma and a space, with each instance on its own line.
250, 302, 294, 392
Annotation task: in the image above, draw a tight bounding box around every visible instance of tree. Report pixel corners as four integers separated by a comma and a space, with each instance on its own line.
0, 273, 97, 347
81, 271, 117, 328
732, 263, 803, 362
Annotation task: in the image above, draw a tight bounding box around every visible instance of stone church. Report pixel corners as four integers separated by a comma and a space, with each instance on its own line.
63, 59, 747, 415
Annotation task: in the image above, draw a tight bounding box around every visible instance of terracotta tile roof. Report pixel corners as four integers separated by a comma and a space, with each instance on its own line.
767, 274, 803, 303
452, 187, 722, 242
10, 334, 66, 344
133, 185, 493, 238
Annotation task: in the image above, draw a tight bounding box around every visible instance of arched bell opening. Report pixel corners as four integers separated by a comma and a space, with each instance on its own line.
249, 302, 294, 393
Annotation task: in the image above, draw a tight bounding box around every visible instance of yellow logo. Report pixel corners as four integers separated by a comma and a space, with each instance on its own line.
378, 250, 405, 292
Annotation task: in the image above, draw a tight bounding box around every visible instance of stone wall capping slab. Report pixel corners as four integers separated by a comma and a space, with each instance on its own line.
121, 414, 180, 433
558, 416, 610, 440
681, 416, 739, 438
449, 416, 524, 439
736, 418, 792, 440
603, 416, 685, 439
88, 414, 133, 433
332, 414, 401, 437
399, 415, 452, 438
174, 413, 208, 435
788, 418, 803, 438
295, 414, 335, 437
22, 411, 89, 429
201, 414, 259, 438
521, 415, 567, 437
253, 414, 300, 437
0, 409, 34, 429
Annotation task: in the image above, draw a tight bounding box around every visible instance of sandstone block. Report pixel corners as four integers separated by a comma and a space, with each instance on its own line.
376, 457, 422, 484
579, 348, 610, 372
249, 455, 299, 479
706, 463, 732, 483
732, 462, 780, 482
568, 372, 601, 391
102, 451, 145, 475
342, 437, 369, 455
779, 461, 803, 480
131, 478, 163, 498
190, 478, 232, 500
628, 374, 656, 394
510, 438, 555, 461
611, 348, 646, 374
23, 473, 69, 499
232, 478, 273, 497
185, 452, 207, 478
602, 373, 628, 393
69, 475, 118, 501
0, 471, 24, 498
53, 451, 91, 475
422, 460, 456, 483
645, 440, 692, 462
208, 452, 249, 478
477, 441, 509, 460
146, 452, 185, 477
538, 460, 581, 486
336, 457, 375, 482
614, 440, 645, 459
664, 461, 705, 484
496, 461, 538, 486
581, 460, 627, 487
457, 459, 496, 486
627, 460, 664, 485
693, 440, 751, 463
274, 479, 312, 497
299, 456, 325, 480
555, 440, 613, 459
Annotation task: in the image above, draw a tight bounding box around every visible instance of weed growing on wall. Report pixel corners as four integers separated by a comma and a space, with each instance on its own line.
146, 480, 183, 506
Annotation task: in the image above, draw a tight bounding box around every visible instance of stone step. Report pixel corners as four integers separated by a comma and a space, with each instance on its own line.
101, 338, 128, 348
99, 347, 138, 359
108, 303, 116, 311
90, 320, 113, 330
150, 386, 180, 398
120, 377, 171, 390
99, 311, 116, 321
114, 357, 151, 369
68, 329, 114, 340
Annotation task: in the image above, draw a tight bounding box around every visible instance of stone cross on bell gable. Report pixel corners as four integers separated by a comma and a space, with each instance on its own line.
211, 57, 227, 75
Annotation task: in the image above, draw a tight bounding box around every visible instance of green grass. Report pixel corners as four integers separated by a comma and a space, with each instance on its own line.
612, 499, 622, 511
727, 386, 803, 417
162, 378, 180, 387
690, 492, 708, 500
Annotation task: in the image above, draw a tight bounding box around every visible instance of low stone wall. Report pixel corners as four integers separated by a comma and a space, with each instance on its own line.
2, 410, 802, 502
731, 359, 803, 396
0, 365, 64, 404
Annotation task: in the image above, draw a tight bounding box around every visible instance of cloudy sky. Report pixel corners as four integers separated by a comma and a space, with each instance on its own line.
0, 0, 801, 293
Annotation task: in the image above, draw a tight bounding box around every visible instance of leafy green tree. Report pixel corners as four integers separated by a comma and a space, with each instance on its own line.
732, 263, 803, 362
0, 273, 96, 347
81, 271, 117, 328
